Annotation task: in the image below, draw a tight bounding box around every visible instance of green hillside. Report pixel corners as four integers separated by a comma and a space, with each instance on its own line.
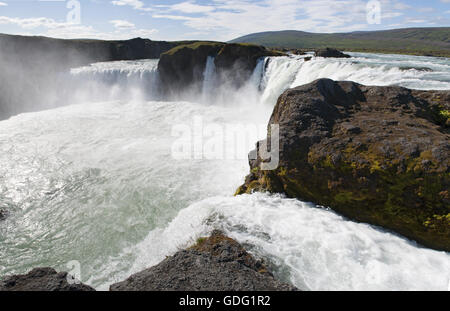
230, 28, 450, 57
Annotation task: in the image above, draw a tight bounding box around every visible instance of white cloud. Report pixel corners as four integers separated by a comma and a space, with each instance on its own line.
0, 16, 67, 29
0, 15, 157, 40
166, 1, 215, 13
111, 0, 153, 11
404, 18, 427, 24
0, 2, 8, 6
110, 19, 135, 29
146, 0, 412, 40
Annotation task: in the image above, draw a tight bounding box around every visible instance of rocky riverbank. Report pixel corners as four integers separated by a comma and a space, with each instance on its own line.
0, 231, 296, 291
237, 78, 450, 252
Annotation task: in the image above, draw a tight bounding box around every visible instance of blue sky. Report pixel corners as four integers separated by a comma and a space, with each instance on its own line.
0, 0, 449, 41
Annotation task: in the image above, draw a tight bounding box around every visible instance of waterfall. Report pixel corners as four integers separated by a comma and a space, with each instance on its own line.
70, 59, 161, 102
259, 52, 450, 102
249, 57, 266, 90
201, 56, 217, 101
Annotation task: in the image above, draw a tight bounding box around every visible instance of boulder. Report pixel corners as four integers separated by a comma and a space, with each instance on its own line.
315, 48, 351, 58
0, 267, 95, 291
110, 230, 297, 291
236, 78, 450, 251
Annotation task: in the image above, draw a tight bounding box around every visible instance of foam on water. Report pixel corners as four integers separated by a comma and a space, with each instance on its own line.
125, 193, 450, 291
1, 52, 449, 290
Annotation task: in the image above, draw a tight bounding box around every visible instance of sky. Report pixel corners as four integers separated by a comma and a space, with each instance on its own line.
0, 0, 449, 41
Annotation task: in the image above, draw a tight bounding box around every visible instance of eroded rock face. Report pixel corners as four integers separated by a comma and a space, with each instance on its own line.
158, 42, 225, 95
236, 78, 450, 251
158, 42, 283, 96
110, 230, 297, 291
0, 267, 95, 291
214, 43, 283, 86
315, 48, 351, 58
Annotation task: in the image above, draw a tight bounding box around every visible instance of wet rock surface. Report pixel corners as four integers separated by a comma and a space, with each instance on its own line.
237, 78, 450, 251
0, 268, 95, 291
110, 230, 297, 291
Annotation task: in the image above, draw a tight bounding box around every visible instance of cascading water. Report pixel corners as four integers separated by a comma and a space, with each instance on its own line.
201, 56, 217, 101
0, 52, 449, 290
70, 59, 161, 102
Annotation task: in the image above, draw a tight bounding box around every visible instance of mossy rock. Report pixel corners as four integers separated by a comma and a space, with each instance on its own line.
237, 78, 450, 251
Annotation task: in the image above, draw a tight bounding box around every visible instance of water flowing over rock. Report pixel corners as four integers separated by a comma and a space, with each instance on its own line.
236, 78, 450, 251
157, 42, 283, 96
158, 42, 225, 95
0, 268, 95, 291
110, 230, 297, 291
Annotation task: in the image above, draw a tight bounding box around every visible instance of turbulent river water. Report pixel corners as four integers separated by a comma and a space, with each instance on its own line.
0, 52, 449, 291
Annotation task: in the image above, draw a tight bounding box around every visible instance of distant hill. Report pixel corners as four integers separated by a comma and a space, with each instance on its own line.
230, 28, 450, 57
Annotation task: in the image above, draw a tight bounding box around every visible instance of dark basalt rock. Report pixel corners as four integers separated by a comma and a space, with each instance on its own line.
158, 42, 225, 95
158, 42, 283, 96
236, 78, 450, 252
110, 230, 297, 291
0, 267, 95, 291
315, 48, 351, 58
214, 43, 283, 86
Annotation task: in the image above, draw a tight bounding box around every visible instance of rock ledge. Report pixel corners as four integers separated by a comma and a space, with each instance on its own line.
110, 230, 297, 291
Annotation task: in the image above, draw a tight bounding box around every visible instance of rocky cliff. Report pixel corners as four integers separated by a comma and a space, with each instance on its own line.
158, 42, 283, 96
236, 78, 450, 251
